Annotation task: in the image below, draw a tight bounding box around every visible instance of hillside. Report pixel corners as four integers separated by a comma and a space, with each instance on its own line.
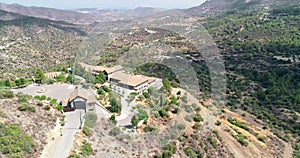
0, 3, 95, 24
185, 0, 300, 17
199, 5, 300, 156
0, 9, 87, 78
0, 91, 61, 157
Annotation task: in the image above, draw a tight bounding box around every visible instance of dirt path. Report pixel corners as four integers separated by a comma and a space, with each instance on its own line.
40, 119, 62, 158
283, 142, 293, 158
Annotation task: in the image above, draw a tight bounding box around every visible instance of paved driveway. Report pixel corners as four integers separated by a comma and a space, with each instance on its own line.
53, 110, 84, 158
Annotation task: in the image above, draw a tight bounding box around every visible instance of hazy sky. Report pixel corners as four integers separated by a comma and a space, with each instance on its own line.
0, 0, 206, 9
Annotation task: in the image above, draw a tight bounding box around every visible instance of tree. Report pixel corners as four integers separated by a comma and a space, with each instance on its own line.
14, 78, 27, 87
35, 69, 45, 84
95, 72, 106, 84
110, 114, 117, 125
4, 80, 11, 88
110, 96, 122, 113
131, 115, 139, 128
66, 74, 73, 83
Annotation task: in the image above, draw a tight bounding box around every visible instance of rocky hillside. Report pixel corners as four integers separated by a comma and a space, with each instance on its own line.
0, 92, 61, 157
0, 9, 87, 78
185, 0, 300, 17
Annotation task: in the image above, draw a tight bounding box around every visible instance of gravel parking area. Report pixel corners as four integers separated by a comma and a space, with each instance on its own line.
13, 83, 77, 101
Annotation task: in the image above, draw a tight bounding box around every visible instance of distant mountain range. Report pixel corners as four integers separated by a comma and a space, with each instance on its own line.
0, 2, 95, 24
0, 3, 168, 23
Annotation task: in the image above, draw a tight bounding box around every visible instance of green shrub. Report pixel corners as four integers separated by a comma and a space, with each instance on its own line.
110, 114, 117, 125
193, 122, 202, 130
37, 102, 43, 107
56, 105, 63, 111
83, 126, 91, 136
193, 113, 203, 122
0, 90, 14, 99
208, 137, 218, 148
102, 86, 111, 92
176, 123, 186, 131
109, 127, 121, 136
258, 135, 266, 143
227, 117, 249, 131
142, 92, 150, 99
50, 99, 58, 105
80, 141, 93, 156
85, 113, 98, 128
40, 95, 47, 100
18, 96, 28, 103
34, 95, 41, 100
55, 75, 66, 82
215, 120, 222, 126
144, 126, 158, 132
97, 88, 106, 95
18, 104, 36, 113
110, 96, 122, 113
159, 109, 167, 118
184, 147, 197, 158
68, 153, 81, 158
235, 134, 249, 147
44, 105, 51, 111
0, 123, 36, 157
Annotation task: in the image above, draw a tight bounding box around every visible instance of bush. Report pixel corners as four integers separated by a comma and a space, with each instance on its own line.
184, 147, 197, 158
44, 105, 51, 111
50, 99, 58, 105
55, 75, 66, 82
18, 96, 28, 103
227, 117, 249, 131
163, 79, 172, 92
18, 104, 36, 113
163, 143, 176, 154
109, 127, 121, 136
176, 123, 186, 131
144, 126, 158, 132
102, 86, 111, 92
235, 134, 248, 147
80, 141, 93, 156
34, 95, 41, 100
0, 123, 36, 157
37, 102, 43, 107
85, 113, 98, 128
142, 92, 150, 99
193, 114, 203, 122
110, 114, 117, 125
138, 109, 149, 121
68, 153, 81, 158
258, 135, 266, 143
159, 109, 167, 118
193, 122, 202, 130
97, 88, 106, 95
56, 105, 63, 111
208, 137, 218, 148
0, 90, 14, 99
83, 126, 92, 136
110, 96, 122, 113
215, 120, 222, 126
40, 95, 47, 100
